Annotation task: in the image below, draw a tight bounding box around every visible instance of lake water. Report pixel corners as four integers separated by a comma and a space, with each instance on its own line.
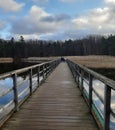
0, 62, 37, 74
79, 77, 115, 130
0, 62, 44, 121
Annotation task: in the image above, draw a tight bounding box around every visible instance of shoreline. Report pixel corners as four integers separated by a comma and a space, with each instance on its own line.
0, 58, 13, 63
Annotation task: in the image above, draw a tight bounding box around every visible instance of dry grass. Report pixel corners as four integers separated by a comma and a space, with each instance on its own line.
0, 58, 13, 63
22, 57, 59, 63
27, 57, 59, 61
67, 55, 115, 68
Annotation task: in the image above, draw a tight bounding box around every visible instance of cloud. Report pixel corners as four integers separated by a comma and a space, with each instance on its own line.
32, 0, 49, 3
72, 5, 115, 35
8, 0, 115, 40
59, 0, 78, 3
0, 0, 25, 12
105, 0, 115, 4
41, 14, 71, 22
32, 0, 49, 6
40, 29, 87, 40
10, 5, 71, 36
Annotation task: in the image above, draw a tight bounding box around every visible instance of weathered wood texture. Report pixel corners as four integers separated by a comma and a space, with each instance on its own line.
1, 63, 98, 130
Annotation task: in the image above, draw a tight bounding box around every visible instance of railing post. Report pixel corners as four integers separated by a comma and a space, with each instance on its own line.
43, 64, 45, 80
89, 74, 93, 112
81, 70, 84, 94
74, 65, 78, 83
49, 63, 51, 73
52, 62, 54, 70
29, 68, 33, 96
46, 63, 48, 77
73, 64, 76, 79
37, 66, 40, 87
77, 67, 80, 88
13, 73, 19, 112
54, 61, 57, 68
103, 85, 111, 130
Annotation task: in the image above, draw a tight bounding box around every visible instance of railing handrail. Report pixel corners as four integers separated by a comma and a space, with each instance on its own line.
68, 60, 115, 90
0, 58, 61, 127
0, 59, 57, 79
67, 59, 115, 130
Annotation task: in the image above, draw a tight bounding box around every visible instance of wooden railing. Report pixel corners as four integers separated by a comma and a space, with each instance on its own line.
0, 59, 60, 127
67, 59, 115, 130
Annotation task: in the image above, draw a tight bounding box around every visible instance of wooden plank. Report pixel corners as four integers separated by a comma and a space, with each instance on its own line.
1, 63, 98, 130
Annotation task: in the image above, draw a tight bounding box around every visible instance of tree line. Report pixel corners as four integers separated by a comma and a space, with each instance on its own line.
0, 35, 115, 58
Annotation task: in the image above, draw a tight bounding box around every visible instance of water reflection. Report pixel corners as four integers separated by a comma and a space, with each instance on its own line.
82, 78, 115, 130
0, 74, 43, 106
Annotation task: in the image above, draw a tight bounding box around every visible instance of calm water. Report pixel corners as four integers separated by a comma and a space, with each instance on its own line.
0, 62, 43, 121
91, 68, 115, 81
79, 78, 115, 130
0, 62, 39, 104
0, 62, 37, 74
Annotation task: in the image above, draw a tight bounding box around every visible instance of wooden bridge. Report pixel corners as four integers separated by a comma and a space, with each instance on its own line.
0, 59, 115, 130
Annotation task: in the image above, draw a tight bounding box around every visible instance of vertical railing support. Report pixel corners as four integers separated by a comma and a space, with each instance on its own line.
81, 70, 84, 94
13, 73, 19, 112
37, 66, 40, 87
29, 68, 33, 96
46, 63, 48, 77
49, 64, 51, 73
55, 61, 56, 68
89, 74, 93, 112
77, 67, 80, 88
74, 65, 77, 83
43, 64, 45, 80
74, 65, 78, 84
52, 62, 54, 69
73, 65, 76, 79
103, 85, 111, 130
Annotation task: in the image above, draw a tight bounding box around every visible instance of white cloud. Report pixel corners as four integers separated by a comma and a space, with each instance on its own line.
10, 5, 71, 37
0, 0, 25, 12
59, 0, 78, 3
29, 5, 50, 20
105, 0, 115, 4
8, 0, 115, 40
72, 5, 115, 35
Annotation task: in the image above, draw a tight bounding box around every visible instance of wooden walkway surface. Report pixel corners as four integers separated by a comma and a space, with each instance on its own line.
1, 62, 98, 130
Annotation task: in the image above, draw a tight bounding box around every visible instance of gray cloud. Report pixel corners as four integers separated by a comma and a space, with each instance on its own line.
10, 6, 71, 36
9, 1, 115, 40
0, 0, 25, 12
72, 4, 115, 35
32, 0, 49, 3
41, 14, 71, 22
11, 17, 58, 35
59, 0, 79, 3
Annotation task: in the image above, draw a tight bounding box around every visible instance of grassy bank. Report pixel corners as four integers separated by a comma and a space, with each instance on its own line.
0, 58, 13, 63
67, 55, 115, 80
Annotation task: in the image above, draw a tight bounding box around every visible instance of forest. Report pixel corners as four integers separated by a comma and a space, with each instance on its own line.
0, 34, 115, 58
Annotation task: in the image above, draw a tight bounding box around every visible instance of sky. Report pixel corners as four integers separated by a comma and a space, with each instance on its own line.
0, 0, 115, 40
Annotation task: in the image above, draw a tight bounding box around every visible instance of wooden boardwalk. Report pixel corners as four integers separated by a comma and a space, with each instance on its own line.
1, 62, 98, 130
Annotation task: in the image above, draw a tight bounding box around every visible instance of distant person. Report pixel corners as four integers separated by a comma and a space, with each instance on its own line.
61, 57, 65, 62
